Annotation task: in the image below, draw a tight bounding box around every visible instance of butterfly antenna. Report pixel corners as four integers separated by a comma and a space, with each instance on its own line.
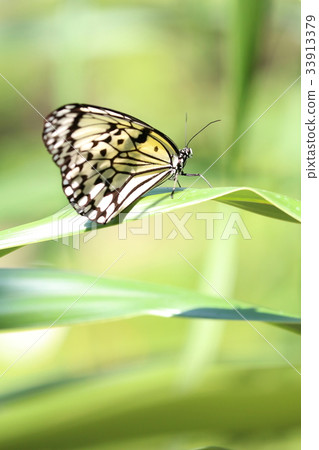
186, 119, 221, 147
184, 112, 188, 147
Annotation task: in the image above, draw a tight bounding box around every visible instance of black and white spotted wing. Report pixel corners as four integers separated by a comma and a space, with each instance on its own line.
42, 104, 189, 224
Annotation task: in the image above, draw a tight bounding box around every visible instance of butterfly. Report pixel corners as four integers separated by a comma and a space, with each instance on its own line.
43, 104, 215, 224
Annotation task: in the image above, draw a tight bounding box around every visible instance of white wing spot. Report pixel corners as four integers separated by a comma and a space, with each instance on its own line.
89, 210, 98, 220
56, 109, 69, 117
90, 183, 105, 199
78, 196, 88, 207
65, 186, 73, 196
98, 195, 113, 212
51, 125, 70, 137
81, 142, 94, 151
71, 177, 82, 189
106, 203, 115, 218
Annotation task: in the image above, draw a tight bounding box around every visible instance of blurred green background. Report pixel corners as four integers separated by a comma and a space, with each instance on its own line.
0, 0, 300, 449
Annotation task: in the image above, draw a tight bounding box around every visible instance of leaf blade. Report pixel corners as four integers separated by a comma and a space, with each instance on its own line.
0, 268, 301, 333
0, 187, 300, 254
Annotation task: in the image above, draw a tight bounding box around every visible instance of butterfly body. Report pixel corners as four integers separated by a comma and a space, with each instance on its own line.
43, 104, 205, 224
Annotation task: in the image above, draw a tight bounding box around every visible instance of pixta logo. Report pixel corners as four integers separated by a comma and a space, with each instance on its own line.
51, 206, 97, 249
118, 211, 251, 240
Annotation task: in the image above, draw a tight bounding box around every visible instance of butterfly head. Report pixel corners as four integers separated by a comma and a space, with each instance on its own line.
179, 146, 193, 163
174, 146, 192, 173
183, 147, 193, 158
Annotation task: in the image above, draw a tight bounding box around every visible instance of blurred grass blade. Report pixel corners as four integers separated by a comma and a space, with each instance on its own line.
0, 187, 301, 255
0, 365, 300, 449
228, 0, 270, 170
0, 246, 23, 258
0, 268, 300, 333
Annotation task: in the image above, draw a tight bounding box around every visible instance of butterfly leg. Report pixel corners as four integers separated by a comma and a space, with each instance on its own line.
171, 174, 180, 198
181, 172, 213, 188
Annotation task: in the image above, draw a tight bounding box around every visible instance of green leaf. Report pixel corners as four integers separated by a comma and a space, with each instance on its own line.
0, 268, 300, 333
0, 187, 300, 255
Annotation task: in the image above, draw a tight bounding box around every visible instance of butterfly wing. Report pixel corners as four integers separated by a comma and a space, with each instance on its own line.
43, 104, 179, 223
